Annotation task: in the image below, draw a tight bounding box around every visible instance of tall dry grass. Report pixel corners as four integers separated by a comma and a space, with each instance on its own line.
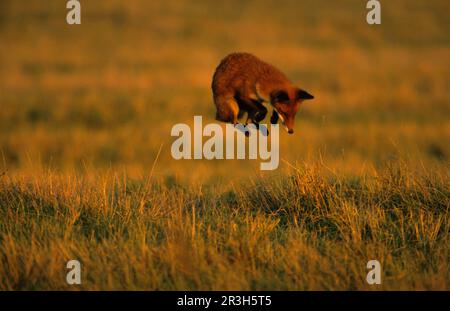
0, 164, 448, 290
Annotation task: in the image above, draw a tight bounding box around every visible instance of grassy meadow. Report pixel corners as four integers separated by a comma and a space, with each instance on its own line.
0, 0, 449, 290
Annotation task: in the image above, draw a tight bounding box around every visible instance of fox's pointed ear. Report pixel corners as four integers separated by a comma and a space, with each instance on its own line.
296, 89, 314, 100
271, 90, 290, 103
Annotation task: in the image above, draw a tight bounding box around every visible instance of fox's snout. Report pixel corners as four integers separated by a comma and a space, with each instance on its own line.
284, 118, 295, 134
276, 109, 296, 134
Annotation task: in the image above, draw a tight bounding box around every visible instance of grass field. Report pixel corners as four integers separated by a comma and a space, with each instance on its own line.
0, 0, 449, 290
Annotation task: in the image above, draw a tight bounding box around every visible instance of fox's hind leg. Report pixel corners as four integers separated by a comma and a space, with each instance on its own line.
214, 95, 239, 125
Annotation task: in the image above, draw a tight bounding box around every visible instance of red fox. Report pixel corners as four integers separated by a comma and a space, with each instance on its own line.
212, 52, 314, 134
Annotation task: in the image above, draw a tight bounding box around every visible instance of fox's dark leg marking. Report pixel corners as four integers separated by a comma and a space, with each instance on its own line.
245, 102, 270, 136
237, 109, 246, 120
251, 101, 269, 135
253, 103, 268, 123
270, 110, 279, 124
234, 96, 255, 123
237, 99, 267, 123
234, 96, 271, 136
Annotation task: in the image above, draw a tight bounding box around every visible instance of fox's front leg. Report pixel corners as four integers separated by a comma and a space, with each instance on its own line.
250, 108, 270, 137
270, 110, 279, 124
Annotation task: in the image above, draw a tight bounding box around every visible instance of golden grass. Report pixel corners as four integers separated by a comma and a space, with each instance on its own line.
0, 0, 449, 290
0, 164, 448, 290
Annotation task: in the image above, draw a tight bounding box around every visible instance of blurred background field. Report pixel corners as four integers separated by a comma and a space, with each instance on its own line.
0, 0, 449, 182
0, 0, 449, 290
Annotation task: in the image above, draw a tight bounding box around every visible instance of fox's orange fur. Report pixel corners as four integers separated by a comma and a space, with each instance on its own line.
212, 52, 314, 134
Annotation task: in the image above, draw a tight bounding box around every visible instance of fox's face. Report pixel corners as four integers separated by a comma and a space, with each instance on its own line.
270, 88, 314, 134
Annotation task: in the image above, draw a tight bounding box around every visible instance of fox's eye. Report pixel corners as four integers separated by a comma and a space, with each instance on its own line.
272, 90, 289, 103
